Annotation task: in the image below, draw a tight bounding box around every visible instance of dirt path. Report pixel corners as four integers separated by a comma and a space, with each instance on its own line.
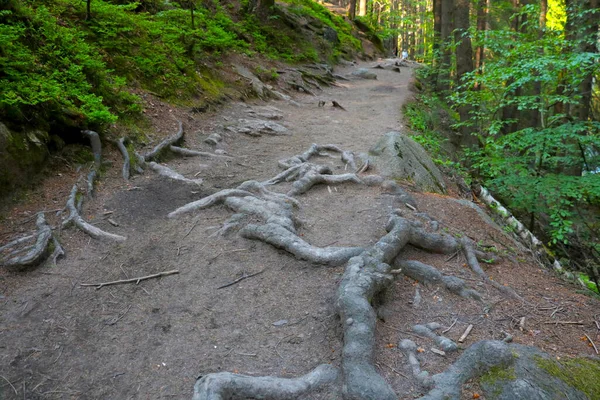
1, 62, 599, 400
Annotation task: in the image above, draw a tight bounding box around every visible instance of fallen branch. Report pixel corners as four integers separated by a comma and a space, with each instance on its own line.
458, 324, 474, 343
80, 270, 179, 289
542, 320, 584, 325
217, 269, 265, 289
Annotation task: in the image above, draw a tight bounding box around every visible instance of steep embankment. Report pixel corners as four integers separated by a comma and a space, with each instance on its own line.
0, 0, 378, 198
1, 59, 599, 399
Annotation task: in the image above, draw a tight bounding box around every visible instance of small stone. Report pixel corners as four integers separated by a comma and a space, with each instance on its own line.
273, 319, 288, 326
346, 318, 354, 326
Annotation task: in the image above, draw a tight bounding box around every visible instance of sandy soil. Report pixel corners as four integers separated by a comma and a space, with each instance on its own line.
1, 62, 599, 400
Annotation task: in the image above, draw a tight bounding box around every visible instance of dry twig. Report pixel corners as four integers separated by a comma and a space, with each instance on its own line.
217, 269, 265, 290
80, 270, 179, 289
585, 333, 599, 354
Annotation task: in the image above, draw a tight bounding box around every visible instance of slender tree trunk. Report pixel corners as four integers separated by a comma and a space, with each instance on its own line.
86, 0, 92, 20
348, 0, 357, 19
454, 0, 476, 147
358, 0, 367, 16
474, 0, 487, 90
437, 0, 454, 91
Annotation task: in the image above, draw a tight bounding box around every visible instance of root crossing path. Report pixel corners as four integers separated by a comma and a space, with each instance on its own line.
1, 62, 598, 400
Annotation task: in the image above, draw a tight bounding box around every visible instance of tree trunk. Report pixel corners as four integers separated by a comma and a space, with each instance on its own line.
358, 0, 367, 16
348, 0, 357, 19
474, 0, 487, 89
86, 0, 92, 20
437, 0, 454, 91
454, 0, 476, 147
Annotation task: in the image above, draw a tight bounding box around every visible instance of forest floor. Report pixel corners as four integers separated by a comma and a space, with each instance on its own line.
1, 61, 599, 400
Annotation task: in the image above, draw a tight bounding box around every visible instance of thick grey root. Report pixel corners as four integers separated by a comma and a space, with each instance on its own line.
279, 144, 357, 170
192, 364, 338, 400
336, 216, 411, 400
399, 339, 434, 388
264, 164, 305, 185
116, 137, 131, 181
87, 169, 97, 197
288, 172, 362, 196
168, 189, 254, 218
462, 238, 523, 301
143, 120, 183, 161
147, 162, 203, 186
170, 146, 233, 160
396, 260, 482, 301
417, 340, 514, 400
241, 223, 363, 266
82, 130, 102, 167
413, 323, 458, 353
64, 184, 126, 242
1, 214, 52, 268
225, 196, 296, 233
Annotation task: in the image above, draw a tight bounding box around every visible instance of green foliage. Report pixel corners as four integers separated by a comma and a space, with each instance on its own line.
449, 17, 600, 247
1, 0, 354, 132
578, 273, 599, 294
0, 5, 120, 127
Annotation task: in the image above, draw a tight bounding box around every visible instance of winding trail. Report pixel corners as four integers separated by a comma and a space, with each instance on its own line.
1, 61, 598, 399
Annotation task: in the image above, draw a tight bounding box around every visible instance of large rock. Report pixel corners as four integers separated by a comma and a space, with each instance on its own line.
234, 65, 269, 99
0, 123, 49, 199
368, 132, 446, 193
350, 68, 377, 80
226, 119, 289, 136
479, 344, 593, 400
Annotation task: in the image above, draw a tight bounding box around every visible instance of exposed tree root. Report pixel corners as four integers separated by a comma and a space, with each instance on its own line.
399, 339, 434, 388
288, 171, 362, 196
169, 189, 255, 218
192, 364, 338, 400
115, 137, 131, 181
63, 184, 127, 242
412, 323, 458, 353
170, 146, 233, 160
396, 260, 482, 301
336, 215, 411, 400
82, 130, 102, 167
416, 340, 514, 400
175, 142, 527, 400
1, 214, 52, 268
143, 120, 184, 161
147, 161, 203, 186
240, 223, 363, 266
462, 238, 523, 301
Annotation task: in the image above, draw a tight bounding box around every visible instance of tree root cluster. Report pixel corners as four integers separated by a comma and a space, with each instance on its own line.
1, 130, 126, 268
176, 143, 523, 400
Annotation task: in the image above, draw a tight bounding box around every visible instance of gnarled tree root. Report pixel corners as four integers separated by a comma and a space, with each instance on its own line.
147, 161, 203, 186
1, 214, 52, 268
143, 120, 184, 161
170, 146, 233, 160
241, 223, 363, 266
115, 137, 131, 181
416, 340, 514, 400
413, 323, 458, 353
336, 215, 411, 400
396, 260, 482, 301
192, 364, 338, 400
288, 172, 363, 196
63, 184, 126, 242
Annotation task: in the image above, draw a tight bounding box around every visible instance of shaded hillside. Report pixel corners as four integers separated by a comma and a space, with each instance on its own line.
0, 0, 383, 198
